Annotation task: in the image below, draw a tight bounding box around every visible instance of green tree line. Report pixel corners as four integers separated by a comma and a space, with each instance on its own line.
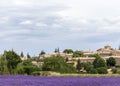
0, 49, 118, 75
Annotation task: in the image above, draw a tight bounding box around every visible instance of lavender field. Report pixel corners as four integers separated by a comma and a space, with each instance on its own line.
0, 75, 120, 86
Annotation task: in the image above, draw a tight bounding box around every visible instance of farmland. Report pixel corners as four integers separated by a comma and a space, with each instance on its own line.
0, 75, 120, 86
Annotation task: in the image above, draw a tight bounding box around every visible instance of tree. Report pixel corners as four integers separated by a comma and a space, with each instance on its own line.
63, 49, 73, 54
23, 60, 38, 75
81, 62, 94, 73
118, 45, 120, 50
73, 51, 84, 57
39, 50, 46, 56
16, 59, 38, 75
42, 56, 76, 73
93, 57, 106, 68
27, 53, 31, 58
0, 55, 9, 74
76, 59, 81, 71
54, 48, 60, 53
16, 63, 25, 74
3, 50, 21, 74
20, 51, 24, 57
89, 53, 101, 58
106, 57, 116, 67
92, 55, 108, 74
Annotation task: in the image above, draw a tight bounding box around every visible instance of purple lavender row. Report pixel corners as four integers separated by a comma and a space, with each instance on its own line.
0, 76, 119, 86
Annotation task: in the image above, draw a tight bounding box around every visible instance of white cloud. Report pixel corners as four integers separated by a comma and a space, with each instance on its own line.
0, 29, 30, 38
51, 24, 62, 28
0, 16, 9, 23
20, 20, 33, 25
35, 22, 47, 27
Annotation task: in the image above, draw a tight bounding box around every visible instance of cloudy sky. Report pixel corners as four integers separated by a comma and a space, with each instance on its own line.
0, 0, 120, 56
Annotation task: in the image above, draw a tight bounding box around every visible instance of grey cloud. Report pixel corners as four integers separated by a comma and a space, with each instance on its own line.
0, 0, 120, 55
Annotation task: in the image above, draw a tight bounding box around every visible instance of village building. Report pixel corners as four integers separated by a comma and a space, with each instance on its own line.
96, 44, 120, 65
66, 45, 120, 67
33, 44, 120, 67
97, 44, 120, 57
81, 50, 95, 57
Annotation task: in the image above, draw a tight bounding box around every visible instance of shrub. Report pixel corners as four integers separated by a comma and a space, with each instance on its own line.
117, 70, 120, 74
112, 68, 117, 74
96, 67, 108, 74
88, 68, 98, 74
115, 65, 120, 68
32, 71, 41, 76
